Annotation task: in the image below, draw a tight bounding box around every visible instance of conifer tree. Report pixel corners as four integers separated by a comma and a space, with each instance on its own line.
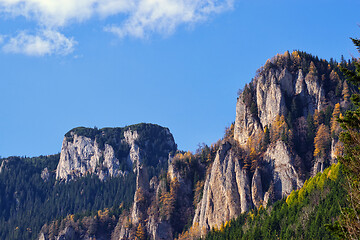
337, 37, 360, 239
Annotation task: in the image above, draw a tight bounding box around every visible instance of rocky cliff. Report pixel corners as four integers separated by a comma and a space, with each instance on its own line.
56, 124, 177, 181
191, 51, 346, 236
234, 53, 329, 146
191, 139, 303, 233
193, 141, 251, 231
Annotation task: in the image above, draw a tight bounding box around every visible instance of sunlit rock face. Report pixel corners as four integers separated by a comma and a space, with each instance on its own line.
56, 124, 177, 182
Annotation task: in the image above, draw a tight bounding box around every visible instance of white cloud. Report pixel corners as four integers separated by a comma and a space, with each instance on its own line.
0, 0, 233, 55
0, 0, 233, 36
2, 29, 77, 56
0, 35, 4, 44
106, 0, 234, 38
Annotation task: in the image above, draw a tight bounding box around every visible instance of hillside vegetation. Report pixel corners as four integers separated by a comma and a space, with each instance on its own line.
0, 155, 136, 240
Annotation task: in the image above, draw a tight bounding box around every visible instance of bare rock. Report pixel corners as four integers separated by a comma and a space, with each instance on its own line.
256, 68, 287, 129
264, 141, 303, 200
55, 133, 127, 181
56, 226, 75, 240
234, 99, 261, 145
251, 168, 263, 209
312, 157, 325, 176
41, 167, 50, 182
193, 141, 251, 232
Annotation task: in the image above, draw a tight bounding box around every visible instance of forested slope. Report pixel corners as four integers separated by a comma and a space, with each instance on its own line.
0, 155, 136, 240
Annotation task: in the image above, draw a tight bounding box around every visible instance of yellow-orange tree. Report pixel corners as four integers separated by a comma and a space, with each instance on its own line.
314, 124, 330, 158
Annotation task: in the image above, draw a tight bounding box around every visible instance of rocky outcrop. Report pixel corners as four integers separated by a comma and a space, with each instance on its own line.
131, 164, 149, 224
313, 158, 325, 176
56, 134, 125, 181
234, 97, 261, 145
41, 167, 51, 182
48, 124, 178, 239
0, 159, 7, 174
55, 226, 75, 240
192, 140, 303, 234
117, 151, 194, 240
263, 141, 303, 200
193, 141, 251, 232
251, 168, 263, 209
56, 124, 177, 182
234, 56, 327, 146
256, 68, 288, 128
124, 129, 141, 169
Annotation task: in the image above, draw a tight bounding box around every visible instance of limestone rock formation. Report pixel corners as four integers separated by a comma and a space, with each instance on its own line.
234, 97, 261, 145
55, 124, 177, 181
263, 141, 303, 200
234, 56, 327, 147
193, 141, 251, 232
192, 140, 303, 234
56, 134, 125, 181
251, 168, 263, 209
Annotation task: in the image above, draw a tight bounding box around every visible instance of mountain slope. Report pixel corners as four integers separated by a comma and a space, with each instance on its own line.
189, 51, 353, 236
205, 163, 345, 240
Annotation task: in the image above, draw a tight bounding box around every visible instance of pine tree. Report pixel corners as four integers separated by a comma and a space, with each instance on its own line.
336, 37, 360, 239
261, 126, 270, 151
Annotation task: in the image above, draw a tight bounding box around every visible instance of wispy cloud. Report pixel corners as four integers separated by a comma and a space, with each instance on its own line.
0, 0, 233, 55
105, 0, 234, 39
2, 30, 76, 56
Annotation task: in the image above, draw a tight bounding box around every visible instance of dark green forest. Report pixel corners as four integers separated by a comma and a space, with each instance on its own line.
0, 155, 136, 240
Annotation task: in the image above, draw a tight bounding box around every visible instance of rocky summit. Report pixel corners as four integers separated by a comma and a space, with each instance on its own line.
56, 124, 177, 181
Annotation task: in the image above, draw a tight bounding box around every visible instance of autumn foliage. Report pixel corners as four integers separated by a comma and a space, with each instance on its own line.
314, 124, 331, 158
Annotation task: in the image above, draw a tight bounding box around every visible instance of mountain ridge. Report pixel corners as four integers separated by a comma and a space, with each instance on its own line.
0, 51, 354, 240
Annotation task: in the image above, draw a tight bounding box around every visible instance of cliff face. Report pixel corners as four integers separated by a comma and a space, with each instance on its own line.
193, 141, 251, 231
192, 140, 303, 233
56, 134, 123, 181
235, 61, 326, 146
56, 124, 177, 181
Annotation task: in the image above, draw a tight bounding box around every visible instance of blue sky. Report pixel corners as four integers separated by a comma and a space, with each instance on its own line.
0, 0, 359, 157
